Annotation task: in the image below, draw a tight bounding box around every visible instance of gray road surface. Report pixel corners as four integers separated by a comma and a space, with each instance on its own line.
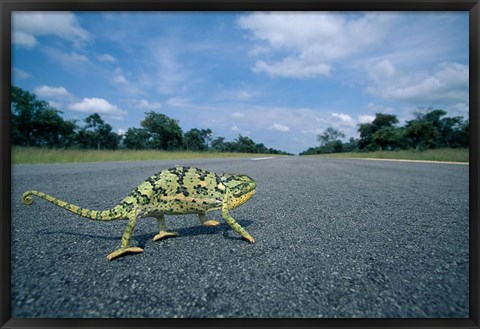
11, 157, 469, 318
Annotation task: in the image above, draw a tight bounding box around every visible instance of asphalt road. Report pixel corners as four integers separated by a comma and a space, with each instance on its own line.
11, 157, 469, 318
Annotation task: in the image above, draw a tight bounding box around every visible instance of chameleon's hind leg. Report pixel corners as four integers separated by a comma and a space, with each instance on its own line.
153, 213, 179, 241
222, 191, 255, 243
199, 212, 220, 227
107, 211, 143, 261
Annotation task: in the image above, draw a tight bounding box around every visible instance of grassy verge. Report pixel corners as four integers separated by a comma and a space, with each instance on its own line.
12, 147, 283, 164
308, 148, 469, 163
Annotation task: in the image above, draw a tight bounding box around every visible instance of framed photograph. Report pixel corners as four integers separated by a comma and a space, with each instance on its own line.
1, 1, 478, 328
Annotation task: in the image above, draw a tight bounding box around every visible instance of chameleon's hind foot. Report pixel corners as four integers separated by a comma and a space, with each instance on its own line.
106, 247, 143, 261
201, 220, 220, 227
153, 231, 179, 241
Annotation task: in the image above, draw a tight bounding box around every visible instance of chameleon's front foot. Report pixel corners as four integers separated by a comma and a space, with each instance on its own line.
153, 231, 179, 241
201, 220, 220, 227
242, 233, 255, 244
106, 247, 144, 261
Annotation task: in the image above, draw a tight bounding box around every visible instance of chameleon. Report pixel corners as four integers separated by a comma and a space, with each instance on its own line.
21, 166, 256, 261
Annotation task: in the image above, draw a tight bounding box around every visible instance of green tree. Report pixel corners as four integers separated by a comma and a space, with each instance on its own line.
233, 135, 257, 153
76, 113, 120, 150
458, 119, 469, 147
314, 127, 346, 154
255, 143, 268, 154
11, 86, 37, 146
141, 111, 183, 150
372, 127, 404, 151
317, 127, 345, 146
403, 108, 464, 150
372, 113, 399, 130
123, 128, 150, 149
404, 120, 438, 151
425, 109, 469, 148
11, 86, 77, 147
33, 107, 77, 147
183, 128, 213, 151
438, 115, 469, 149
323, 140, 344, 153
211, 136, 227, 151
343, 137, 359, 152
358, 113, 399, 151
183, 128, 206, 151
201, 128, 214, 148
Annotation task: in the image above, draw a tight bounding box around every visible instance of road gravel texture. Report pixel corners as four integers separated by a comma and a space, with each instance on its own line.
11, 157, 469, 318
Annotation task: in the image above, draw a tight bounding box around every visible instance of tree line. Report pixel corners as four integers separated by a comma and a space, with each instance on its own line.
300, 110, 469, 155
11, 86, 291, 155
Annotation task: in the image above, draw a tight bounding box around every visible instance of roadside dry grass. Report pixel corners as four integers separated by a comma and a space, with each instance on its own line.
12, 147, 284, 164
310, 148, 469, 163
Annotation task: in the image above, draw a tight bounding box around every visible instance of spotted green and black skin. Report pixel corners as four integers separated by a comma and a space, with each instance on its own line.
21, 166, 257, 261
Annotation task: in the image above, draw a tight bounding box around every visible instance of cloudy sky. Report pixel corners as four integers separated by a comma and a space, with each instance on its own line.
12, 11, 469, 154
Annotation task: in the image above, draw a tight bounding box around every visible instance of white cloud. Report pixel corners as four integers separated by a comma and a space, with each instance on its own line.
134, 99, 161, 110
358, 115, 376, 123
109, 68, 144, 96
254, 58, 331, 78
67, 52, 88, 62
98, 53, 117, 63
166, 97, 189, 107
111, 67, 128, 84
13, 12, 90, 48
44, 47, 89, 66
34, 85, 71, 98
446, 102, 469, 117
368, 59, 396, 82
237, 91, 253, 100
329, 112, 355, 126
112, 74, 128, 85
68, 98, 127, 119
13, 31, 37, 48
13, 68, 31, 80
367, 61, 468, 105
215, 89, 256, 102
238, 12, 396, 79
268, 123, 290, 132
231, 112, 245, 119
229, 126, 251, 135
47, 101, 62, 109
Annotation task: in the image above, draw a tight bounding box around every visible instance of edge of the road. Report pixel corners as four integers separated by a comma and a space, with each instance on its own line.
342, 157, 469, 165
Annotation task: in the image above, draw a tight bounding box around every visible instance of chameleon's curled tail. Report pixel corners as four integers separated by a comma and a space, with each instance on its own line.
21, 190, 125, 221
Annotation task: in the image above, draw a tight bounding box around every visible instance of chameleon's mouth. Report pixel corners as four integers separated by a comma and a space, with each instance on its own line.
231, 189, 256, 208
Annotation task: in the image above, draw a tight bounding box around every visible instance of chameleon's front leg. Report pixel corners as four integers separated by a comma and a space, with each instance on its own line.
153, 213, 179, 241
106, 211, 144, 261
222, 191, 255, 243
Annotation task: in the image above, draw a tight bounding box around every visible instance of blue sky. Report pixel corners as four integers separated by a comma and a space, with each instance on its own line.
12, 11, 469, 154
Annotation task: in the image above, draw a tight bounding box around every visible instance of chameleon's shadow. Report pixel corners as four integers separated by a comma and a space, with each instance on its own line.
37, 220, 254, 248
177, 220, 254, 245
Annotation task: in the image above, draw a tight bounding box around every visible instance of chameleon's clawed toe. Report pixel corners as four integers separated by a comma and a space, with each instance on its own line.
153, 231, 179, 241
106, 247, 144, 261
202, 220, 220, 227
243, 234, 255, 244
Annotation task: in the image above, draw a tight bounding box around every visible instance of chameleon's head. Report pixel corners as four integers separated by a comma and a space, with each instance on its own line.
223, 174, 257, 209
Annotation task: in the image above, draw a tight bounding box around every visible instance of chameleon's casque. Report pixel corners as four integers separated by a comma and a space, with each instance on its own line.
21, 166, 257, 260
